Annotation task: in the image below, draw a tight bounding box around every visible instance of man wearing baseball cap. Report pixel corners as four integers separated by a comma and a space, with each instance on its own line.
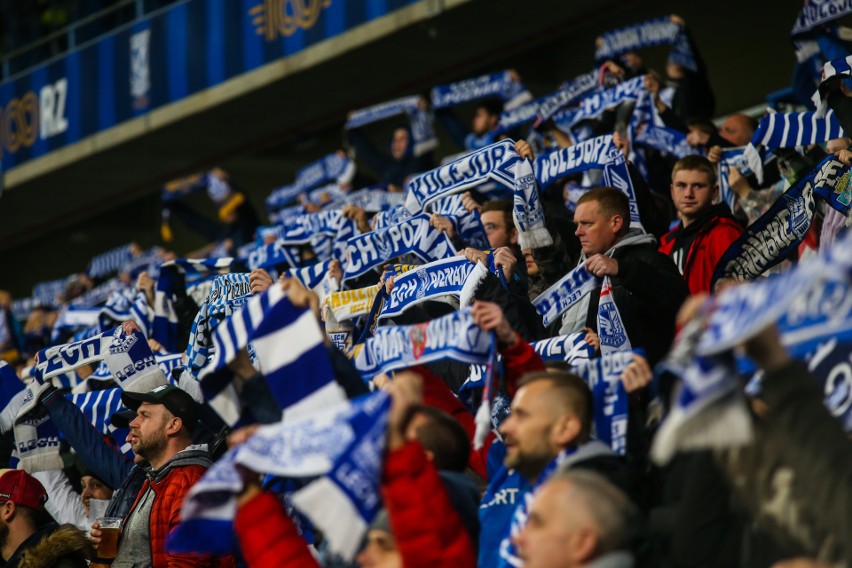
93, 384, 233, 567
0, 469, 94, 567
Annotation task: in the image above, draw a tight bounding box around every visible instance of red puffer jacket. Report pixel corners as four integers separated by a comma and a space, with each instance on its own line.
658, 211, 743, 295
126, 447, 235, 568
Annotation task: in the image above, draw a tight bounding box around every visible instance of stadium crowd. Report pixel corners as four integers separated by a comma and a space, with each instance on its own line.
0, 6, 851, 568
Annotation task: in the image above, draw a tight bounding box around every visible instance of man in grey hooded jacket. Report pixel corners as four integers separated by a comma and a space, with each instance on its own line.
559, 187, 688, 366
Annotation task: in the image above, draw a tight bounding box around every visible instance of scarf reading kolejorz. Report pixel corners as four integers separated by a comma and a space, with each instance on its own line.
534, 134, 643, 229
404, 140, 552, 250
711, 155, 852, 286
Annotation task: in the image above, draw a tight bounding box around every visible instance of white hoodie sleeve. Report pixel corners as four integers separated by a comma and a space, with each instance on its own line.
32, 469, 89, 532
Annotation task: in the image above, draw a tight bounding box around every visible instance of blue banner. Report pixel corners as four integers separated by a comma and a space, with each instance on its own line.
0, 0, 419, 173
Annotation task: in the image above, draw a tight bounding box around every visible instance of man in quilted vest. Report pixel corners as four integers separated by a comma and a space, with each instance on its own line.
105, 385, 233, 568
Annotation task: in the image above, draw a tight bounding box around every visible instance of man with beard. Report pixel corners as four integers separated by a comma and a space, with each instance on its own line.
0, 469, 94, 568
479, 371, 630, 568
95, 385, 233, 568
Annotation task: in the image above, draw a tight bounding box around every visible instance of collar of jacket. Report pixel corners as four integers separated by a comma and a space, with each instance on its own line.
146, 443, 211, 483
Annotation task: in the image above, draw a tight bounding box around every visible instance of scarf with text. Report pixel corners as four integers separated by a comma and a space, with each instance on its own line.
380, 257, 488, 319
354, 308, 494, 380
431, 70, 533, 111
711, 154, 852, 286
534, 70, 600, 127
342, 213, 456, 281
595, 17, 697, 72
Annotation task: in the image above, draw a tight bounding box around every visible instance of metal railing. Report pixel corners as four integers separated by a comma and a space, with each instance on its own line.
1, 0, 174, 81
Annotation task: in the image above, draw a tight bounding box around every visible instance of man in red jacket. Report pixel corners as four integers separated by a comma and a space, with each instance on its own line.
658, 155, 743, 295
94, 385, 233, 568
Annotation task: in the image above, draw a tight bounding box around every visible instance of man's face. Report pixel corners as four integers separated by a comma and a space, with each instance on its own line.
390, 129, 410, 160
356, 529, 402, 568
482, 210, 516, 249
670, 169, 716, 223
514, 480, 589, 568
80, 476, 113, 517
499, 381, 563, 480
720, 115, 754, 147
128, 402, 170, 461
574, 201, 620, 256
472, 107, 498, 136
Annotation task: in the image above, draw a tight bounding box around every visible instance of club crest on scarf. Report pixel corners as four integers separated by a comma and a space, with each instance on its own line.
410, 324, 428, 360
598, 278, 630, 353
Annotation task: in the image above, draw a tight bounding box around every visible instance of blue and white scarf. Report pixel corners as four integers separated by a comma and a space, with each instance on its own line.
532, 333, 595, 364
247, 239, 293, 271
295, 152, 355, 193
552, 76, 646, 135
152, 265, 181, 353
792, 1, 852, 39
379, 257, 487, 319
342, 213, 456, 281
162, 257, 236, 285
597, 277, 632, 356
512, 158, 553, 249
533, 134, 641, 227
573, 352, 633, 455
34, 327, 166, 393
595, 17, 697, 72
372, 205, 413, 231
87, 244, 135, 279
813, 54, 852, 116
32, 276, 74, 308
199, 284, 345, 426
634, 125, 699, 159
404, 140, 520, 213
431, 193, 490, 250
354, 308, 494, 380
711, 154, 852, 285
67, 278, 129, 309
67, 388, 132, 455
431, 70, 533, 111
346, 96, 437, 157
206, 273, 253, 317
534, 70, 599, 127
532, 264, 600, 327
169, 390, 390, 560
718, 146, 760, 209
751, 110, 844, 150
327, 186, 404, 212
745, 109, 844, 182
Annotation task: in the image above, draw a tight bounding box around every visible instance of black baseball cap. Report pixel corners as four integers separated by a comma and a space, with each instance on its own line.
121, 385, 199, 432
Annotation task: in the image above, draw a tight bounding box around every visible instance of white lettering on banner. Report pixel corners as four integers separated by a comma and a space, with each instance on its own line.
407, 141, 515, 206
39, 78, 68, 138
536, 135, 614, 187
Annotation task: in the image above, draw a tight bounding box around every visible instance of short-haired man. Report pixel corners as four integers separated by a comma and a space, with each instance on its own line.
559, 187, 688, 365
483, 371, 628, 568
0, 469, 94, 568
658, 156, 743, 294
513, 470, 639, 568
99, 385, 233, 567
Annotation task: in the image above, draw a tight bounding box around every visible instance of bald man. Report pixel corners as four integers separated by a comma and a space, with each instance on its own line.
513, 470, 639, 568
719, 114, 757, 147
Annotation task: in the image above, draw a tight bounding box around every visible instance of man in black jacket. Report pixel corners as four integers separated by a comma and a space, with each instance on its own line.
559, 187, 688, 365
